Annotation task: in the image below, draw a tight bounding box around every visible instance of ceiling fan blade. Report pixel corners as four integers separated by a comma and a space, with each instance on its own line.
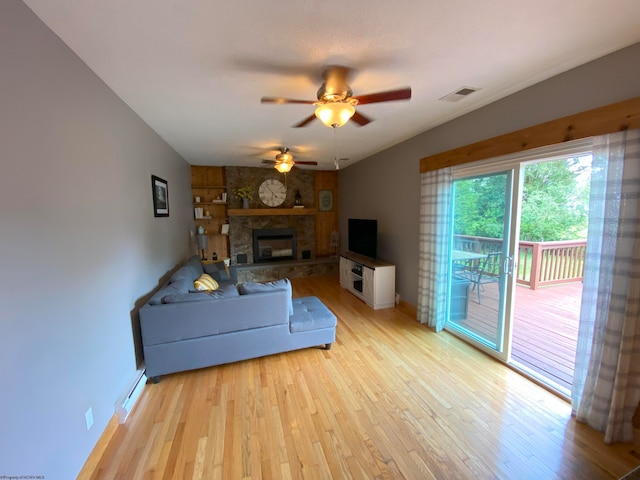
351, 110, 373, 126
261, 97, 315, 105
352, 87, 412, 105
294, 161, 318, 165
261, 159, 276, 164
293, 114, 317, 128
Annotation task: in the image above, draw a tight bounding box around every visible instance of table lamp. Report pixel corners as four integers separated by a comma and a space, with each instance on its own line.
196, 234, 209, 260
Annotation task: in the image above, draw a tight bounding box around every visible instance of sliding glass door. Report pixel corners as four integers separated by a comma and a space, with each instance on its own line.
446, 171, 515, 355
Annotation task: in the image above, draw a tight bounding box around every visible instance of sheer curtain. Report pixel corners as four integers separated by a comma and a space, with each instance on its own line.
572, 129, 640, 443
417, 167, 451, 331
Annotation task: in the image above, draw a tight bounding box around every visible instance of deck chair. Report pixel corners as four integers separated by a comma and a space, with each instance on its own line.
465, 252, 502, 304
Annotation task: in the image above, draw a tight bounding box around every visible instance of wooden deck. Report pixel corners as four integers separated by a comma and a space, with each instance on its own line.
448, 280, 582, 394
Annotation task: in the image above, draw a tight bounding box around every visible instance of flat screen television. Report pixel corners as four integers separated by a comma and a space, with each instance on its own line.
348, 218, 377, 259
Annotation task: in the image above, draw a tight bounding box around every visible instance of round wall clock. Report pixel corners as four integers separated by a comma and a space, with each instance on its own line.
258, 178, 287, 207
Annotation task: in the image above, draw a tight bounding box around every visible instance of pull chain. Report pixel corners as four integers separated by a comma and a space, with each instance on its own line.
333, 126, 339, 170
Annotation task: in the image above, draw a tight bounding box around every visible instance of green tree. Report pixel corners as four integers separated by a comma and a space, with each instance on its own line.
520, 159, 590, 241
453, 158, 590, 242
453, 173, 507, 238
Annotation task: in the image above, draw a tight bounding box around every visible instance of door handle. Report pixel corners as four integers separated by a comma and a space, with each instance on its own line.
503, 255, 515, 276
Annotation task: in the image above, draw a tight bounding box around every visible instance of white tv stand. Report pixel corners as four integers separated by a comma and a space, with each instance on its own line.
339, 252, 396, 310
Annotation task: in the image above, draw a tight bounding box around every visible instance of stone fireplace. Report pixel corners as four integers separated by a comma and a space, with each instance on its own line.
229, 214, 315, 265
253, 228, 297, 263
191, 166, 339, 282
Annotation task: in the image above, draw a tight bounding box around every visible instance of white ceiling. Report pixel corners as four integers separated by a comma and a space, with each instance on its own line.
22, 0, 640, 170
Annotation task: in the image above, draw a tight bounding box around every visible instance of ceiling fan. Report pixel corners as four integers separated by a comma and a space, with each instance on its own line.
261, 147, 317, 173
261, 65, 411, 128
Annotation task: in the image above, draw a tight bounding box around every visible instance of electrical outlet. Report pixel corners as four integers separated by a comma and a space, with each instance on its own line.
85, 407, 94, 431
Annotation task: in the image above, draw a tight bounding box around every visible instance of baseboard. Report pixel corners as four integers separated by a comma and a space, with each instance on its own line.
76, 369, 147, 479
76, 414, 119, 480
397, 298, 417, 319
115, 368, 147, 424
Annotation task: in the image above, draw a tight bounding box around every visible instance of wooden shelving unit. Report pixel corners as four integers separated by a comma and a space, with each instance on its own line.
191, 168, 229, 262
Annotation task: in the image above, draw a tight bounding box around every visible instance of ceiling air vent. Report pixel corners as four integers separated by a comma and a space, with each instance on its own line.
439, 86, 480, 103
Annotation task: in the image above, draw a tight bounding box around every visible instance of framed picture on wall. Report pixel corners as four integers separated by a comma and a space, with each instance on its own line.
318, 189, 333, 212
151, 175, 169, 217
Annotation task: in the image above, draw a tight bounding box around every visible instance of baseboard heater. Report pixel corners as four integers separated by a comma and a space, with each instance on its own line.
115, 368, 147, 424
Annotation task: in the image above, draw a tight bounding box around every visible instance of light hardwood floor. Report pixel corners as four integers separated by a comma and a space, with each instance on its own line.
84, 274, 640, 479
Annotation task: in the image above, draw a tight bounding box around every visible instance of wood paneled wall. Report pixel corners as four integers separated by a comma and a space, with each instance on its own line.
314, 170, 339, 257
191, 166, 229, 261
190, 166, 339, 260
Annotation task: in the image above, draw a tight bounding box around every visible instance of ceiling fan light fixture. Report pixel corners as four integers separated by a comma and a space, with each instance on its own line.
276, 151, 293, 163
274, 161, 293, 173
315, 102, 355, 128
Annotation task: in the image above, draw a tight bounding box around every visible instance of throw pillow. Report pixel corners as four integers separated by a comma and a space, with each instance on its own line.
170, 264, 200, 283
161, 292, 214, 304
193, 273, 219, 291
163, 284, 239, 303
209, 284, 240, 299
238, 278, 293, 316
203, 260, 231, 282
148, 279, 191, 305
169, 256, 205, 283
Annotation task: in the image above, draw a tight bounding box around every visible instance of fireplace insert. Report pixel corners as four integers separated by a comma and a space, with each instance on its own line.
253, 228, 297, 263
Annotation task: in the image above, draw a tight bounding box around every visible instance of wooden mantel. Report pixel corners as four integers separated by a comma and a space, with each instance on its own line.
228, 208, 318, 216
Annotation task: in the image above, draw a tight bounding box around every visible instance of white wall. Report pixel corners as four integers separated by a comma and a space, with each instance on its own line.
0, 1, 193, 478
340, 42, 640, 306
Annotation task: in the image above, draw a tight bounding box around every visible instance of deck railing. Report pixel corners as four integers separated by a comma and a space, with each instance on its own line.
453, 235, 586, 289
517, 240, 586, 289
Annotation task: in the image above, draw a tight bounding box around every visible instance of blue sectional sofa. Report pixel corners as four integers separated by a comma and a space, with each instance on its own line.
139, 256, 337, 382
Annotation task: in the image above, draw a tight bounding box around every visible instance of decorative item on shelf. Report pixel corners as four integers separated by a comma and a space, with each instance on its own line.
194, 196, 201, 203
233, 186, 253, 209
212, 252, 218, 261
221, 223, 230, 235
221, 192, 227, 202
318, 189, 334, 212
196, 234, 208, 261
194, 207, 204, 219
205, 211, 210, 216
295, 189, 302, 206
197, 225, 204, 234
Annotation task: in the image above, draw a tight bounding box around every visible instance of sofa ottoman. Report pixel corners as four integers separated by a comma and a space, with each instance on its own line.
290, 296, 337, 349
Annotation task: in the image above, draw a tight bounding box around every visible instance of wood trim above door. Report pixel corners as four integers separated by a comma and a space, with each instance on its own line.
420, 96, 640, 173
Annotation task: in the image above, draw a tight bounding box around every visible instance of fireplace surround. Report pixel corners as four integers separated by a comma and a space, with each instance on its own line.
253, 228, 297, 263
